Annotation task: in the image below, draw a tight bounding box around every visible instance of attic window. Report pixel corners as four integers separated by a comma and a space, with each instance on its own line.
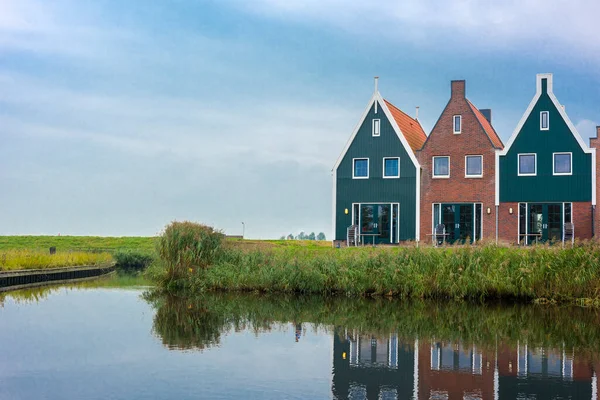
453, 115, 461, 134
540, 111, 549, 130
372, 119, 380, 137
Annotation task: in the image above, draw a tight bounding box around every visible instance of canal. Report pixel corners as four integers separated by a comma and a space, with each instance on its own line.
0, 281, 598, 399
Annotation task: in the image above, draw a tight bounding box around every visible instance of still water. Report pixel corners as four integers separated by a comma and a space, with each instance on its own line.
0, 283, 599, 399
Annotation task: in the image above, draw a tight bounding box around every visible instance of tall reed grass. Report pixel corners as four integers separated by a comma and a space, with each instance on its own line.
152, 233, 600, 303
151, 221, 224, 289
0, 250, 113, 271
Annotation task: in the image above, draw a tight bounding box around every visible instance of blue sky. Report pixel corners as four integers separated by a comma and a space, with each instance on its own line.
1, 0, 599, 238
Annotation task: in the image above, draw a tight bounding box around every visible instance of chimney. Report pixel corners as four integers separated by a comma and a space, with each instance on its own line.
415, 106, 420, 120
451, 80, 466, 98
479, 109, 492, 124
374, 76, 379, 92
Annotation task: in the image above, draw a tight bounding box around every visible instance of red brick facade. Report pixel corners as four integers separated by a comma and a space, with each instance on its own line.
417, 81, 502, 242
590, 127, 600, 240
497, 202, 593, 244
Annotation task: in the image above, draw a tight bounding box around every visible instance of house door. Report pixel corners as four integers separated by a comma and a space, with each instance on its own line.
441, 204, 474, 243
359, 204, 393, 244
528, 204, 562, 243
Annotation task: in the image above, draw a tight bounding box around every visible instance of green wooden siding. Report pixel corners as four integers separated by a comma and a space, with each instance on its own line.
335, 102, 417, 241
499, 80, 592, 202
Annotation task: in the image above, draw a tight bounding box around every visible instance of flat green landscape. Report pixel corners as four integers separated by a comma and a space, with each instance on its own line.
0, 236, 157, 253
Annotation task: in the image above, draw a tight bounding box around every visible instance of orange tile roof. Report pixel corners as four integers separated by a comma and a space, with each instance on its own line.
467, 100, 504, 149
384, 99, 427, 153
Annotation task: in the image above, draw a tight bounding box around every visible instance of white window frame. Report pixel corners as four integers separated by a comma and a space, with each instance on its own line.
540, 111, 549, 131
352, 158, 369, 179
517, 153, 537, 176
382, 157, 400, 178
553, 152, 572, 176
453, 115, 461, 134
372, 119, 380, 137
432, 156, 450, 179
465, 155, 483, 178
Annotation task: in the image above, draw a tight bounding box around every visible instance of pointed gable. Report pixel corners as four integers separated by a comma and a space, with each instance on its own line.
467, 100, 503, 149
384, 100, 427, 153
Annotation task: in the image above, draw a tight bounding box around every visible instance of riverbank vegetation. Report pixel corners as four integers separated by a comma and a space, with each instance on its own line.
0, 250, 113, 271
149, 222, 600, 304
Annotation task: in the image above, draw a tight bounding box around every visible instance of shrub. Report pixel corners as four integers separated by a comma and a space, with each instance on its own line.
155, 221, 224, 283
114, 250, 154, 272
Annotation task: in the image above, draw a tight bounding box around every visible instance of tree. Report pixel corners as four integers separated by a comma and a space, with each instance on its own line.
308, 232, 316, 240
317, 232, 326, 241
279, 236, 285, 240
297, 231, 306, 240
287, 234, 294, 240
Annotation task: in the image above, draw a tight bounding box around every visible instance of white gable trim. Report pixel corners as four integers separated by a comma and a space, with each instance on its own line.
499, 73, 592, 156
497, 73, 596, 205
332, 91, 421, 171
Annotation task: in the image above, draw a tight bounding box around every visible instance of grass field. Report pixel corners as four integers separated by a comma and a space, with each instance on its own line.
0, 236, 330, 253
0, 236, 157, 253
0, 249, 113, 271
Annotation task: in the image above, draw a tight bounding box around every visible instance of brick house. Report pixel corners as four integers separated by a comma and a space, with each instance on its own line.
417, 80, 504, 244
497, 74, 597, 244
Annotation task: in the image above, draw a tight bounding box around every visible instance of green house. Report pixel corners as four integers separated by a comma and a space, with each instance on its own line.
333, 79, 426, 245
497, 73, 597, 243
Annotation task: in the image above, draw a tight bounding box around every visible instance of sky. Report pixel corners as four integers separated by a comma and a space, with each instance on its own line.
1, 0, 600, 239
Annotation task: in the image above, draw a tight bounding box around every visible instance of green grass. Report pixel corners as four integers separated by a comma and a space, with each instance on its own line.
0, 235, 157, 253
151, 240, 600, 304
0, 249, 113, 271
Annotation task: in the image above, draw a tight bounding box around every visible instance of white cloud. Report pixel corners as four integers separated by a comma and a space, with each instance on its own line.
228, 0, 600, 60
575, 119, 599, 142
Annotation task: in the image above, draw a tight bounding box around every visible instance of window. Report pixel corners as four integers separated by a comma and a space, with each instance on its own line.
564, 202, 572, 224
553, 152, 572, 175
540, 111, 549, 130
433, 156, 450, 178
453, 115, 461, 134
518, 154, 536, 176
372, 119, 380, 137
383, 157, 399, 178
465, 155, 483, 177
353, 158, 369, 179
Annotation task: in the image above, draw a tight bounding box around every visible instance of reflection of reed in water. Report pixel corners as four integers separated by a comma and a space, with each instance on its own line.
145, 291, 600, 357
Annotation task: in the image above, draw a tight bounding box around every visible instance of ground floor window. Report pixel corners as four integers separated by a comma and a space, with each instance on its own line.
351, 203, 400, 244
431, 203, 483, 243
517, 202, 572, 244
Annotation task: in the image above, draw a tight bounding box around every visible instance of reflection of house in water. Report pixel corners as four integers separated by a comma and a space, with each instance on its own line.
332, 330, 417, 399
332, 330, 599, 399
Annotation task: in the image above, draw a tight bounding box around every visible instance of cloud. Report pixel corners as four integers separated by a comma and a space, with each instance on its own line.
575, 119, 599, 142
227, 0, 600, 61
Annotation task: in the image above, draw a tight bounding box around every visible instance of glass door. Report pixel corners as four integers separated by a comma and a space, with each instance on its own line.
547, 204, 562, 242
528, 204, 543, 244
458, 205, 473, 243
442, 205, 456, 243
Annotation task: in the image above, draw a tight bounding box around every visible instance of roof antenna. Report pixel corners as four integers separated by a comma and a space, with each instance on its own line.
415, 106, 420, 120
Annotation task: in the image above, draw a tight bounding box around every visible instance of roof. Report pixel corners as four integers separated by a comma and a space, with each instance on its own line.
467, 100, 504, 149
384, 99, 427, 153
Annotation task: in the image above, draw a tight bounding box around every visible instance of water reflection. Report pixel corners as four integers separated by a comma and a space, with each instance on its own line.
148, 292, 600, 399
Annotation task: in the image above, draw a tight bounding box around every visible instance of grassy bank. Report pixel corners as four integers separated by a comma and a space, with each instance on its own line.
148, 222, 600, 304
0, 249, 113, 271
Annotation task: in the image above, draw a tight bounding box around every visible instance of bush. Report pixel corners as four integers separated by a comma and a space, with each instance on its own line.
155, 221, 224, 284
114, 250, 154, 272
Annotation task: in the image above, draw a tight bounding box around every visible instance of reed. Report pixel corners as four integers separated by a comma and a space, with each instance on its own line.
0, 249, 113, 271
152, 237, 600, 303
